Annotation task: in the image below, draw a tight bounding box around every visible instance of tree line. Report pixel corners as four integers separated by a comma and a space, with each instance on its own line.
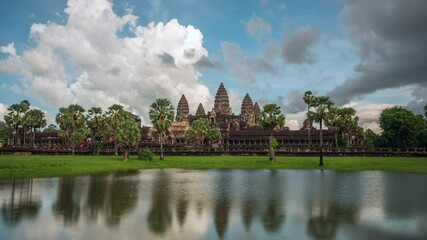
1, 96, 426, 163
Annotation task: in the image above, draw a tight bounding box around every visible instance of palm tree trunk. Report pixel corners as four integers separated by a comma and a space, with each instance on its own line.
269, 131, 275, 161
160, 132, 164, 160
114, 141, 118, 156
32, 127, 36, 148
319, 119, 324, 166
23, 126, 26, 146
123, 148, 129, 161
307, 105, 311, 149
92, 133, 97, 155
334, 133, 338, 149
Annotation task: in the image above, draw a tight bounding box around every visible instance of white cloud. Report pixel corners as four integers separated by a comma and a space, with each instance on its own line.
286, 119, 300, 130
0, 43, 17, 56
0, 0, 212, 125
0, 103, 8, 122
228, 89, 242, 114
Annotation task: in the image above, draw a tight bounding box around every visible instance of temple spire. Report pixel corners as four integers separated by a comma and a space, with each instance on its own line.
196, 103, 206, 116
176, 94, 189, 121
214, 83, 232, 115
253, 102, 261, 124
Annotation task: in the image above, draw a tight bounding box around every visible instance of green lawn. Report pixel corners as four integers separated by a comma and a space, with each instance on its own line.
0, 154, 426, 179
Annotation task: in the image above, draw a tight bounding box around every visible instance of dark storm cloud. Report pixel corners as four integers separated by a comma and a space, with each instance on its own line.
282, 27, 321, 64
329, 0, 427, 106
256, 90, 306, 114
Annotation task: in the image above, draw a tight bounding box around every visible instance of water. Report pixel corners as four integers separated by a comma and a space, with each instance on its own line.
1, 169, 427, 240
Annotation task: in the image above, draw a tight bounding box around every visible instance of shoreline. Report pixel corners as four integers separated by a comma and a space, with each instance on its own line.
1, 155, 427, 179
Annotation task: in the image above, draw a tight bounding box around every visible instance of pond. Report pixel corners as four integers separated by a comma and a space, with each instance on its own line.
1, 169, 427, 239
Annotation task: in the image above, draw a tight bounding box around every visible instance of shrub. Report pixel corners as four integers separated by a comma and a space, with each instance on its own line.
138, 148, 154, 161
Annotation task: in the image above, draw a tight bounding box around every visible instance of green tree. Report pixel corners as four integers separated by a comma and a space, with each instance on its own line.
339, 107, 358, 147
115, 111, 141, 161
364, 129, 379, 149
106, 104, 125, 156
303, 91, 315, 148
86, 107, 104, 155
43, 124, 59, 133
424, 104, 427, 119
185, 118, 221, 150
4, 100, 30, 146
0, 121, 11, 147
23, 109, 47, 147
308, 96, 334, 166
379, 106, 424, 148
259, 104, 285, 161
55, 104, 87, 154
149, 99, 174, 160
325, 107, 341, 149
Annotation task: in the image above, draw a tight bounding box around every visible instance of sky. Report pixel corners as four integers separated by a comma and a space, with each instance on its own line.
0, 0, 426, 133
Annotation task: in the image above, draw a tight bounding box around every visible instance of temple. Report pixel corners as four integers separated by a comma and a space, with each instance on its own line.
5, 83, 364, 154
140, 83, 340, 153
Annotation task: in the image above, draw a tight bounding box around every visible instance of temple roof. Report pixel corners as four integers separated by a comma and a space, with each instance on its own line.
196, 103, 206, 116
241, 93, 254, 116
176, 94, 189, 121
214, 83, 232, 115
254, 102, 261, 116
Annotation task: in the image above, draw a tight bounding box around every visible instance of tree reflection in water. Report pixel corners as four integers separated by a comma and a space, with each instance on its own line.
105, 170, 139, 225
261, 170, 285, 234
53, 177, 81, 224
147, 170, 172, 235
85, 173, 108, 222
1, 179, 41, 226
214, 170, 233, 239
175, 178, 189, 228
241, 171, 260, 232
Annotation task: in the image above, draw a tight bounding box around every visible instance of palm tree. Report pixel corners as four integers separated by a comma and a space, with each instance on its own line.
308, 96, 334, 166
185, 118, 221, 151
149, 99, 174, 160
55, 104, 86, 154
259, 104, 285, 161
87, 107, 104, 155
325, 107, 341, 149
24, 109, 47, 147
339, 107, 357, 147
303, 91, 315, 148
106, 104, 125, 155
4, 100, 30, 146
115, 111, 141, 161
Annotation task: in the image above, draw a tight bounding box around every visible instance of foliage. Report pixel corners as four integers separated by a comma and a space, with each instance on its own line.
55, 104, 87, 153
24, 109, 47, 146
260, 104, 285, 161
106, 104, 125, 155
417, 129, 427, 148
0, 121, 10, 145
308, 96, 334, 166
138, 148, 154, 161
87, 107, 107, 154
379, 106, 424, 148
149, 99, 174, 160
43, 124, 59, 132
4, 100, 31, 145
185, 118, 221, 148
115, 110, 141, 161
270, 137, 279, 149
259, 104, 285, 131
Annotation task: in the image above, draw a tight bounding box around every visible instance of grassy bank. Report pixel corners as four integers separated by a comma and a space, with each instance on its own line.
0, 154, 426, 179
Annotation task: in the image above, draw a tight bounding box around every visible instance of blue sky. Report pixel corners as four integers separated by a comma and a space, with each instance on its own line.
1, 0, 426, 132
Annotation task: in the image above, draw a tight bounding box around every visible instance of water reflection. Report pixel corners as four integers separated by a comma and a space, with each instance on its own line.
147, 170, 172, 235
0, 169, 427, 240
1, 179, 41, 226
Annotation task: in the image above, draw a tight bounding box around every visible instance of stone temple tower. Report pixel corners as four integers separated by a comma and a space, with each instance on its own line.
176, 94, 190, 121
213, 83, 232, 115
196, 103, 206, 116
241, 93, 256, 126
253, 102, 261, 125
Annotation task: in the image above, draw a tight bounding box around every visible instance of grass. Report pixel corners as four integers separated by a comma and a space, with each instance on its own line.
0, 154, 426, 179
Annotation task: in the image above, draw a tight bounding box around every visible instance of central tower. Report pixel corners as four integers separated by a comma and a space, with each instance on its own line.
213, 83, 232, 115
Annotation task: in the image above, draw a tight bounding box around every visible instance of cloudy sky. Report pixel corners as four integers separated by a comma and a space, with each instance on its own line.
0, 0, 426, 132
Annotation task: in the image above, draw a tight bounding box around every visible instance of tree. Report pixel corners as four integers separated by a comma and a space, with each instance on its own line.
55, 104, 87, 154
149, 99, 174, 160
185, 118, 221, 150
23, 109, 47, 147
4, 100, 30, 146
87, 107, 104, 155
364, 129, 379, 149
308, 96, 334, 166
106, 104, 125, 156
379, 106, 424, 148
424, 104, 427, 119
325, 107, 341, 149
0, 121, 11, 146
339, 107, 358, 147
43, 124, 59, 133
115, 111, 141, 161
303, 91, 315, 148
259, 104, 285, 161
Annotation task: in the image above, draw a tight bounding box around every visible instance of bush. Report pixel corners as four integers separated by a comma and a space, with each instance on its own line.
138, 148, 154, 161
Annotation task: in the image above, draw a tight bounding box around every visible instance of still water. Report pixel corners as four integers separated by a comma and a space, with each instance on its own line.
1, 169, 427, 240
